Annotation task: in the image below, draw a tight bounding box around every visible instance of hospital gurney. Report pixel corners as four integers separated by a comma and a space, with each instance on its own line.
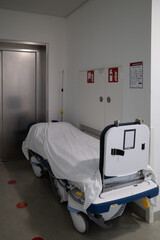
22, 120, 159, 233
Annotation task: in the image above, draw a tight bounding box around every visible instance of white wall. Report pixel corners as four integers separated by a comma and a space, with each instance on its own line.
0, 0, 158, 219
67, 0, 151, 127
151, 0, 160, 212
0, 8, 67, 121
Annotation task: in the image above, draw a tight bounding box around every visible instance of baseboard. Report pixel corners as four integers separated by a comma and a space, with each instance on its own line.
128, 202, 160, 223
154, 210, 160, 222
127, 202, 146, 221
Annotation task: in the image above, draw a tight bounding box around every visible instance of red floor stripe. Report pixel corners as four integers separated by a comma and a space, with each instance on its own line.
32, 237, 44, 240
16, 202, 28, 208
8, 180, 16, 185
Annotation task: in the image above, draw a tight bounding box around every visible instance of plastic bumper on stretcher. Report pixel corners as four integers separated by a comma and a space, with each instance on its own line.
88, 181, 158, 214
23, 119, 159, 233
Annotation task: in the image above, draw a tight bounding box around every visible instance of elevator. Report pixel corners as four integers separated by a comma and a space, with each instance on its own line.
0, 41, 48, 161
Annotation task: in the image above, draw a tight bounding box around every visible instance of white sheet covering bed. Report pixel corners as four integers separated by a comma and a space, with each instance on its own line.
22, 122, 102, 209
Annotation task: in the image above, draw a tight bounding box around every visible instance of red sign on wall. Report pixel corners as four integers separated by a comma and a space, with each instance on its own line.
87, 70, 94, 83
108, 67, 118, 82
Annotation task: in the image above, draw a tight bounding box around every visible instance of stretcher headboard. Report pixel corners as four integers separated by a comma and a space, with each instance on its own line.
99, 121, 149, 178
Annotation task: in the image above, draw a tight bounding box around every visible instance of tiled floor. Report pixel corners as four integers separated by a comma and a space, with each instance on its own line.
0, 160, 160, 240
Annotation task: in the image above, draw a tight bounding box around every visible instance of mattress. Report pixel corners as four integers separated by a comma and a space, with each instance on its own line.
22, 122, 102, 209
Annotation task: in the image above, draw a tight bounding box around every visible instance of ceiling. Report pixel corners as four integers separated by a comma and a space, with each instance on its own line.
0, 0, 88, 17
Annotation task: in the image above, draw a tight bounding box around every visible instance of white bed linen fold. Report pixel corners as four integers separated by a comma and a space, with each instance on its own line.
22, 122, 102, 209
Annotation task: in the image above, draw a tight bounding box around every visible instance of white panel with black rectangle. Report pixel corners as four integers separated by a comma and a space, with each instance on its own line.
103, 124, 149, 176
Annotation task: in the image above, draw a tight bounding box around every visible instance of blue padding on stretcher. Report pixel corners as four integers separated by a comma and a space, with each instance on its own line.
30, 150, 70, 187
30, 161, 39, 166
87, 186, 159, 214
67, 205, 79, 213
30, 150, 51, 171
61, 179, 70, 187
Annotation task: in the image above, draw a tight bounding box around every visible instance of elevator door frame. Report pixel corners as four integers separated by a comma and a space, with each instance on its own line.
0, 40, 48, 161
0, 52, 2, 159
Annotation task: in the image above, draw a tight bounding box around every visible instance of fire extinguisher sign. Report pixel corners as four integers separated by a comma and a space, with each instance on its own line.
87, 70, 94, 83
108, 67, 118, 83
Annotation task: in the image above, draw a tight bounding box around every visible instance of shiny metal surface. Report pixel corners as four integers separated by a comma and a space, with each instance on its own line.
0, 52, 2, 160
36, 49, 47, 122
3, 51, 36, 160
0, 41, 47, 161
0, 41, 48, 122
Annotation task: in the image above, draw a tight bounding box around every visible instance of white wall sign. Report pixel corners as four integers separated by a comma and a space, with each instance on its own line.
130, 61, 143, 88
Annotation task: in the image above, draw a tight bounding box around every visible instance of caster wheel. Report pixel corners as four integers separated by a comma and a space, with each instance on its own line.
30, 156, 42, 177
70, 212, 89, 233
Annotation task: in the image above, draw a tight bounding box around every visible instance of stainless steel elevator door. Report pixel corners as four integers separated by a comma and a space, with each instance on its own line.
0, 52, 2, 160
2, 51, 36, 160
